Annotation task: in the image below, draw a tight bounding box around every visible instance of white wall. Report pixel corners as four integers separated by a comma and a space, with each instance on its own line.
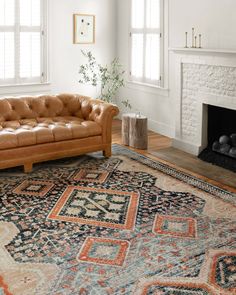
116, 0, 236, 137
0, 0, 116, 98
50, 0, 116, 97
169, 0, 236, 49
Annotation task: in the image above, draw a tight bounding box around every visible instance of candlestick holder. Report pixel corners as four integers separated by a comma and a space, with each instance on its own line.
185, 32, 188, 48
184, 28, 202, 49
194, 36, 197, 48
191, 28, 195, 48
198, 34, 202, 48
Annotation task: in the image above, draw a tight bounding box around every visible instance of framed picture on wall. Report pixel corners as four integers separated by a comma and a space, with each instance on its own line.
73, 14, 95, 44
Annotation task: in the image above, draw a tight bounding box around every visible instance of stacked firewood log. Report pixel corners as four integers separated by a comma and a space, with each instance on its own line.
212, 134, 236, 158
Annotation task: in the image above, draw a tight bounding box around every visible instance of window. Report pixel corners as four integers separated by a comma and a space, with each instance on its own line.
130, 0, 163, 86
0, 0, 48, 86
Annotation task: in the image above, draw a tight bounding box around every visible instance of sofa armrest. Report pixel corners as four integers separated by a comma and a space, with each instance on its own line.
80, 97, 119, 143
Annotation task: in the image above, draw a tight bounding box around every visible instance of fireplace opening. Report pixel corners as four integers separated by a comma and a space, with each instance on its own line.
198, 105, 236, 172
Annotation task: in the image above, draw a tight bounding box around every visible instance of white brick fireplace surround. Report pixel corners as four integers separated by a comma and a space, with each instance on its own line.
171, 48, 236, 155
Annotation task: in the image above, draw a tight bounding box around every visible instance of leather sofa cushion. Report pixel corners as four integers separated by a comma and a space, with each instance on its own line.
0, 94, 108, 122
0, 116, 102, 150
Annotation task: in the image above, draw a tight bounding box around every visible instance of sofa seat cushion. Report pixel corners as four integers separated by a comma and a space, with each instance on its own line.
0, 116, 102, 150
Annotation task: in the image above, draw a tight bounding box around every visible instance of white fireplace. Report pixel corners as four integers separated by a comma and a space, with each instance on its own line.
171, 48, 236, 155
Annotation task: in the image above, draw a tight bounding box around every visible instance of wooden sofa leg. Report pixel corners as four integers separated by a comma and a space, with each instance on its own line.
24, 163, 33, 173
103, 146, 111, 157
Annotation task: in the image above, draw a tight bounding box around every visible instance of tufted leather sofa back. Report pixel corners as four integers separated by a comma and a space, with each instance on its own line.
0, 94, 106, 122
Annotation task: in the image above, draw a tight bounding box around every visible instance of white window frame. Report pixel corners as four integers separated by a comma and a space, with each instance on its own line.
129, 0, 164, 87
0, 0, 48, 87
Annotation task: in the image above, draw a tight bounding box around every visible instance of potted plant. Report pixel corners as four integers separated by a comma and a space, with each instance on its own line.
78, 50, 131, 109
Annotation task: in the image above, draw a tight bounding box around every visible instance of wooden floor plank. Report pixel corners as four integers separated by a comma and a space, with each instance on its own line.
112, 119, 236, 191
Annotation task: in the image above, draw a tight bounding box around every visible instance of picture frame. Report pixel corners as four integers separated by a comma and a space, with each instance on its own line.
73, 14, 95, 44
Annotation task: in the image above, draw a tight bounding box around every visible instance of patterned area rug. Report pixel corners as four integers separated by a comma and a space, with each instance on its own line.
0, 144, 235, 295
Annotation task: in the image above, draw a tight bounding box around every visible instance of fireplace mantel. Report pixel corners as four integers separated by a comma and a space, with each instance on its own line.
169, 47, 236, 55
171, 48, 236, 156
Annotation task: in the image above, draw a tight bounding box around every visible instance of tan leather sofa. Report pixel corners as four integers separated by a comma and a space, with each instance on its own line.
0, 94, 119, 172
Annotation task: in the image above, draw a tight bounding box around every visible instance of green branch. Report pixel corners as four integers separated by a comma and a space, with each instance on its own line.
78, 50, 131, 108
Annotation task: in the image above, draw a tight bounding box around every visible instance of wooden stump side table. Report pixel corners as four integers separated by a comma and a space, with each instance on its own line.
122, 113, 148, 150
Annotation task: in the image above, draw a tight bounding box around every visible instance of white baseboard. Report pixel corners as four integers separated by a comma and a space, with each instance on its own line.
148, 119, 175, 138
172, 138, 201, 156
117, 112, 174, 138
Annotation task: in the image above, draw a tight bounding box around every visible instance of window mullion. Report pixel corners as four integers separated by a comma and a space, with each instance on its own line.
130, 28, 144, 34
40, 0, 45, 82
146, 28, 160, 34
20, 26, 41, 32
143, 0, 147, 82
160, 0, 164, 84
0, 26, 15, 32
15, 0, 20, 84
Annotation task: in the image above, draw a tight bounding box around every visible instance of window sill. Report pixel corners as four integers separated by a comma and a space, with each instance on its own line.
126, 80, 169, 97
0, 82, 51, 96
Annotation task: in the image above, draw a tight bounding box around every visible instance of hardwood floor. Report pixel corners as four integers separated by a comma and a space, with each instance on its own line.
112, 119, 236, 191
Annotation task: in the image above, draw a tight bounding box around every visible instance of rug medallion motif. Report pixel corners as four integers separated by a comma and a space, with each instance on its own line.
48, 186, 139, 230
13, 180, 54, 197
209, 251, 236, 293
153, 214, 197, 238
73, 170, 110, 184
0, 144, 235, 294
78, 237, 129, 266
